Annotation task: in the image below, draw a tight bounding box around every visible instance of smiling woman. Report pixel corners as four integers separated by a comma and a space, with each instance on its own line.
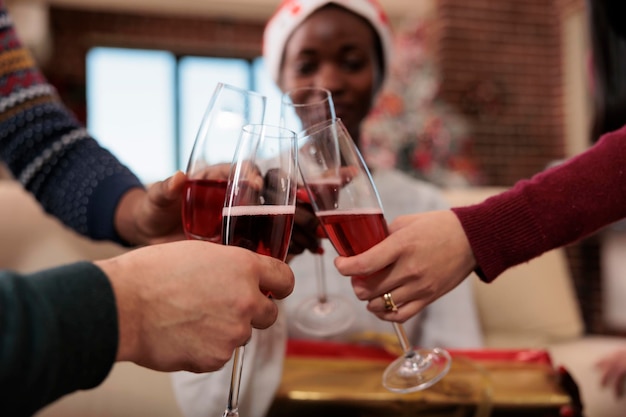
171, 2, 483, 417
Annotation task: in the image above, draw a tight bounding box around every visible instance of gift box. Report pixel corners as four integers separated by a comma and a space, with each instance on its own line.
267, 339, 581, 417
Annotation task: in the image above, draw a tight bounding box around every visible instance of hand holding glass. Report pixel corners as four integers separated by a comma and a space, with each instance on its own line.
221, 124, 298, 416
297, 118, 451, 393
183, 82, 266, 242
281, 86, 356, 337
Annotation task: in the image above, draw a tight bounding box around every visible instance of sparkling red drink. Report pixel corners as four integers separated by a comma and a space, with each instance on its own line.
222, 205, 295, 261
182, 178, 228, 242
317, 208, 388, 256
306, 179, 341, 211
297, 179, 341, 240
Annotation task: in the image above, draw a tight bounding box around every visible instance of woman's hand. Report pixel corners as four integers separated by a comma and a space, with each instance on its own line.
335, 210, 477, 322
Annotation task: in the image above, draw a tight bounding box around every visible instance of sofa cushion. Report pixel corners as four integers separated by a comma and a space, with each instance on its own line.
443, 187, 585, 348
0, 180, 126, 273
471, 248, 584, 347
38, 363, 182, 417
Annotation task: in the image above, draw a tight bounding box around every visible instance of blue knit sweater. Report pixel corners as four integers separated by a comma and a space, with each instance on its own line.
0, 4, 143, 243
0, 2, 140, 414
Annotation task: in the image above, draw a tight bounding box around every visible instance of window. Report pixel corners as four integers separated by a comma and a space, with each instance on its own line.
86, 47, 282, 184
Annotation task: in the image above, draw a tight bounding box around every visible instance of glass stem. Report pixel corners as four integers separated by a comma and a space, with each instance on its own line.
315, 253, 328, 304
392, 322, 414, 357
223, 345, 245, 417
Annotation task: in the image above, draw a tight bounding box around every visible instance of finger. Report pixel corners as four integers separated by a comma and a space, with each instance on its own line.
362, 280, 432, 319
250, 298, 279, 329
289, 229, 320, 254
238, 162, 263, 191
365, 288, 403, 313
257, 256, 295, 299
294, 207, 320, 235
335, 233, 400, 276
148, 171, 186, 207
388, 215, 413, 233
366, 298, 427, 323
338, 166, 359, 185
350, 271, 389, 300
287, 237, 306, 256
595, 357, 609, 368
263, 167, 291, 197
199, 163, 231, 181
289, 233, 320, 255
601, 367, 616, 388
290, 207, 321, 253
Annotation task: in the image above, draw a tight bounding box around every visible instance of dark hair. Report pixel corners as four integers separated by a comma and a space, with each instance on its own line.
588, 0, 626, 142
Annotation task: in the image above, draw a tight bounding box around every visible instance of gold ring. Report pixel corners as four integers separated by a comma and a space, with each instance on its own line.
383, 292, 398, 312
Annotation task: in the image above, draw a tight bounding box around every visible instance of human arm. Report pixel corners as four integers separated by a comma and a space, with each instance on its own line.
0, 5, 188, 246
336, 210, 475, 321
595, 348, 626, 398
0, 263, 118, 417
99, 241, 293, 372
336, 126, 626, 319
1, 240, 294, 416
171, 313, 288, 417
113, 170, 188, 245
453, 125, 626, 280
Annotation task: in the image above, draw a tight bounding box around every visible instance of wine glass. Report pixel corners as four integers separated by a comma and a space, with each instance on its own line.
281, 86, 356, 337
183, 82, 266, 242
221, 123, 298, 417
297, 118, 452, 393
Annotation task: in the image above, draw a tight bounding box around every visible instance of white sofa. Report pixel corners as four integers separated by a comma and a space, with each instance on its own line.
0, 179, 624, 417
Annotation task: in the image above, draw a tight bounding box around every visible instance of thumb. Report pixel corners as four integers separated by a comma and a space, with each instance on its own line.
334, 236, 396, 277
388, 214, 413, 233
150, 171, 186, 205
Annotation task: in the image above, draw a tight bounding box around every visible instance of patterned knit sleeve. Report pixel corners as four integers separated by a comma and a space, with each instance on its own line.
0, 5, 144, 244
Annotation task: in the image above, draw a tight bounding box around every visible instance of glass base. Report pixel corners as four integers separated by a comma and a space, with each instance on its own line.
294, 295, 356, 337
382, 347, 452, 393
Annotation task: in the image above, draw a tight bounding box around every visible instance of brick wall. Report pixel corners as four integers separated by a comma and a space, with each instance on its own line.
429, 0, 607, 334
431, 0, 566, 185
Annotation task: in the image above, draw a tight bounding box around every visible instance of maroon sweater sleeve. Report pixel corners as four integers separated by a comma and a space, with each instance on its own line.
452, 125, 626, 282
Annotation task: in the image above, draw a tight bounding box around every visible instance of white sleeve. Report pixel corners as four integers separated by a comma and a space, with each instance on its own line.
170, 306, 288, 417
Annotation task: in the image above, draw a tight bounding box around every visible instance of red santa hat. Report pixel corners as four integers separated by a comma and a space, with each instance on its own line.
263, 0, 393, 84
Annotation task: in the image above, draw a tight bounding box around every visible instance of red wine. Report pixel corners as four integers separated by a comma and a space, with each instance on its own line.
222, 205, 295, 261
306, 179, 341, 211
317, 209, 388, 256
182, 179, 228, 242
